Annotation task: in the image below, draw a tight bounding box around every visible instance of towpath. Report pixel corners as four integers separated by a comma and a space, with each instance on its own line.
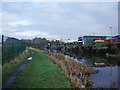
2, 50, 34, 88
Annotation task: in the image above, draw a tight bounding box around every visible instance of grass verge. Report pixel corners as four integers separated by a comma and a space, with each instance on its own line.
10, 48, 71, 88
2, 49, 31, 83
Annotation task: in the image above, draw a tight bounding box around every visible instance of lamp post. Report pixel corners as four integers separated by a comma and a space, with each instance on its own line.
110, 27, 112, 37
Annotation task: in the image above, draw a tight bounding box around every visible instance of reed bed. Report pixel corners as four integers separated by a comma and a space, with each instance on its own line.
36, 49, 94, 88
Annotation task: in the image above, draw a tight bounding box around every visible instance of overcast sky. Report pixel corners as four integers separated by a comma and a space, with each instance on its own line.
1, 2, 118, 41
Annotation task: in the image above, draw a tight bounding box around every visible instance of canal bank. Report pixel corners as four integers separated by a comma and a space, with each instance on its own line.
40, 49, 94, 88
47, 48, 120, 88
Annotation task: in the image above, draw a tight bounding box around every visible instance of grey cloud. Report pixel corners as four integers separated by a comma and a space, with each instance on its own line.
1, 2, 118, 40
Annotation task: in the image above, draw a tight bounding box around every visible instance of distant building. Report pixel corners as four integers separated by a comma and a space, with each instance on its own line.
83, 36, 106, 46
55, 39, 62, 41
106, 37, 117, 44
46, 38, 53, 41
94, 38, 105, 46
114, 35, 120, 42
78, 37, 83, 41
46, 38, 62, 42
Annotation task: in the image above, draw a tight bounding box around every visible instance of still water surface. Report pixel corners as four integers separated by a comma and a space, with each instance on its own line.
65, 55, 120, 88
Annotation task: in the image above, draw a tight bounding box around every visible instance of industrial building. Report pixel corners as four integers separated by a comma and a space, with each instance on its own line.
82, 36, 106, 46
114, 35, 120, 42
82, 35, 120, 46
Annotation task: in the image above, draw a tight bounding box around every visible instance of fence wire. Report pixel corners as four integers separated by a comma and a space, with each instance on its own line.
2, 35, 26, 65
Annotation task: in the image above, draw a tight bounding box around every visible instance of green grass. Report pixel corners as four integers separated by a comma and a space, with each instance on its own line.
2, 50, 31, 83
10, 48, 71, 88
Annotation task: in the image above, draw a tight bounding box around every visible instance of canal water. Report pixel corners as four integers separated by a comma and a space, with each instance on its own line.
65, 54, 120, 88
91, 66, 120, 88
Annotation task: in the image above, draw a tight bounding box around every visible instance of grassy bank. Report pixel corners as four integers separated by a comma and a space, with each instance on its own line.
40, 50, 93, 88
2, 50, 31, 83
10, 48, 71, 88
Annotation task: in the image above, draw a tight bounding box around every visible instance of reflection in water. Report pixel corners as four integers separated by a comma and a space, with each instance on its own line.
65, 55, 95, 67
92, 66, 120, 88
64, 50, 120, 66
65, 54, 120, 88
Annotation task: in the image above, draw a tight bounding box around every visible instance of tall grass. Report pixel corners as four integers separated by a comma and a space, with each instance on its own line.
36, 49, 94, 88
2, 49, 31, 83
2, 50, 28, 70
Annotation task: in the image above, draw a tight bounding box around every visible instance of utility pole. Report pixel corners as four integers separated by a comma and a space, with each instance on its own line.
110, 27, 112, 37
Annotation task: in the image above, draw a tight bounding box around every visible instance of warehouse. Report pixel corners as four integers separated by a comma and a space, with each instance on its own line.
82, 36, 106, 46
